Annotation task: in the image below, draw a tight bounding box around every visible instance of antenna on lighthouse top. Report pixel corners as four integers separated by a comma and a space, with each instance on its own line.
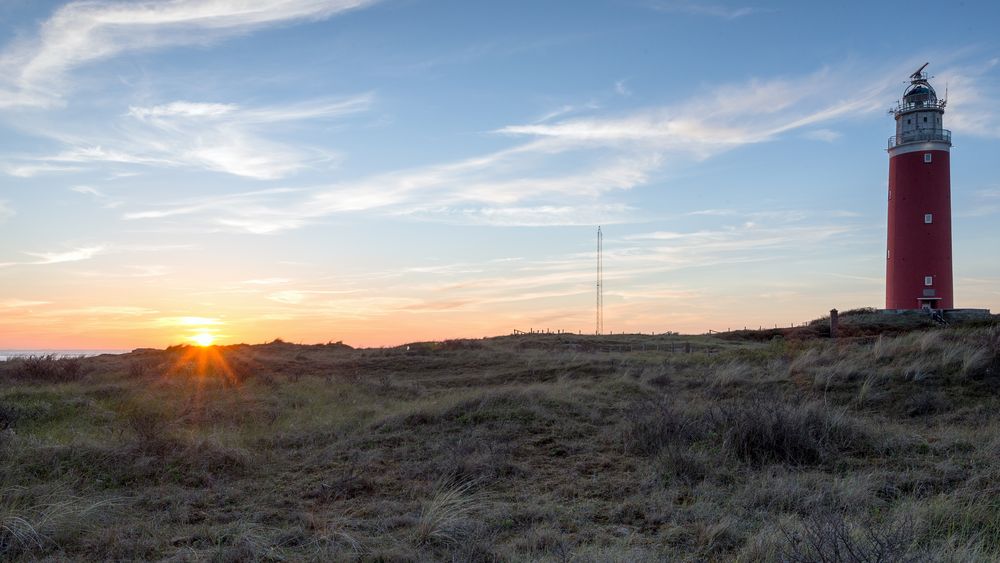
911, 62, 930, 81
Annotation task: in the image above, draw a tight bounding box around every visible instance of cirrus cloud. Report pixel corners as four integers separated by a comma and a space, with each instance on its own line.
0, 0, 380, 109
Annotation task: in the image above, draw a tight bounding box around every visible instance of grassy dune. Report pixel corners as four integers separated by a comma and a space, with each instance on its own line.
2, 321, 1000, 561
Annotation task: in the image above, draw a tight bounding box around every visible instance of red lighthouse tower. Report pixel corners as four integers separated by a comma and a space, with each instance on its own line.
886, 63, 953, 310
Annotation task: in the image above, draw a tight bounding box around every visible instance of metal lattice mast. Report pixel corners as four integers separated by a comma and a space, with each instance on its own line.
596, 226, 603, 335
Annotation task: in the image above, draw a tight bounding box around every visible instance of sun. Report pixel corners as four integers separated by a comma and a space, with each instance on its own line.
191, 332, 216, 347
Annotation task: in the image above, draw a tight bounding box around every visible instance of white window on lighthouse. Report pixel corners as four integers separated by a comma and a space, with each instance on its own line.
924, 276, 934, 286
924, 213, 933, 224
924, 153, 932, 163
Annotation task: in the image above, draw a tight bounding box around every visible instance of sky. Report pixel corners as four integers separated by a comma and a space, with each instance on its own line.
1, 0, 999, 349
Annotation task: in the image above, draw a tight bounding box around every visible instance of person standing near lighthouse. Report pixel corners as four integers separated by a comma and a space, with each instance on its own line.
886, 63, 954, 310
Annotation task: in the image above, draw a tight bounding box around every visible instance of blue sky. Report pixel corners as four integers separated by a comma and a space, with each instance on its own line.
1, 0, 998, 347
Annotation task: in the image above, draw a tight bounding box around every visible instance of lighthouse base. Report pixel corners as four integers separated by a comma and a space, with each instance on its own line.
879, 308, 992, 322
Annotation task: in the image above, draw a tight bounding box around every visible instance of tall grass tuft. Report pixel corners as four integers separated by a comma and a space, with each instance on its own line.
0, 487, 120, 559
415, 479, 484, 546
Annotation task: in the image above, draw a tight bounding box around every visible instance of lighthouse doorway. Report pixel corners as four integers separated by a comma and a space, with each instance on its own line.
918, 297, 941, 310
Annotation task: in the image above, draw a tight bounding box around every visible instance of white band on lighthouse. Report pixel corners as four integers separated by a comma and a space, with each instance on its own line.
887, 141, 951, 157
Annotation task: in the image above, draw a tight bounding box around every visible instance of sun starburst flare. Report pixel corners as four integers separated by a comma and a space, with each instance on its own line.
191, 332, 216, 347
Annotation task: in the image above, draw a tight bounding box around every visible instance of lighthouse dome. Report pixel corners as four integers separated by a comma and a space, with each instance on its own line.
903, 83, 937, 104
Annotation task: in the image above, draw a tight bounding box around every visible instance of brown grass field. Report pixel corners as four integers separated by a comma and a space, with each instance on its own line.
2, 313, 999, 561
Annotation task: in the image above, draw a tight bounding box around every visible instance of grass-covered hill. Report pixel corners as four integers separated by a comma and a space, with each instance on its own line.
2, 316, 999, 561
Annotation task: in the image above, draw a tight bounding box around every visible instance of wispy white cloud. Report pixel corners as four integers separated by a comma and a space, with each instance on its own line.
0, 0, 380, 108
687, 208, 737, 216
70, 185, 104, 197
3, 162, 83, 177
74, 264, 173, 278
267, 288, 363, 304
116, 62, 907, 233
9, 93, 373, 180
78, 306, 159, 316
266, 213, 864, 324
403, 203, 637, 227
127, 101, 237, 120
120, 148, 658, 231
938, 58, 1000, 138
123, 188, 302, 220
497, 66, 897, 152
623, 224, 853, 254
802, 128, 841, 142
24, 245, 106, 265
69, 184, 125, 208
0, 299, 50, 309
241, 278, 293, 286
3, 242, 180, 269
534, 101, 601, 123
127, 96, 372, 124
268, 291, 308, 304
649, 1, 760, 20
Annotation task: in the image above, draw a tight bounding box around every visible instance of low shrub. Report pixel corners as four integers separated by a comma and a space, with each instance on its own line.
780, 511, 920, 562
11, 355, 88, 383
623, 397, 877, 467
620, 399, 706, 456
0, 402, 14, 430
712, 399, 876, 466
121, 405, 170, 445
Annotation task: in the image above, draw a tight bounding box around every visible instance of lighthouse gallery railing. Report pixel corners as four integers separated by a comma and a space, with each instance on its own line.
888, 128, 951, 149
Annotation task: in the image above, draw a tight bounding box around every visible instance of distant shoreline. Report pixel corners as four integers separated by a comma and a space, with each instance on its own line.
0, 350, 129, 361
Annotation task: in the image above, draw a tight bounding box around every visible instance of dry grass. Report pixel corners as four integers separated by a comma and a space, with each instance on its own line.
414, 479, 484, 546
0, 321, 998, 560
0, 486, 120, 559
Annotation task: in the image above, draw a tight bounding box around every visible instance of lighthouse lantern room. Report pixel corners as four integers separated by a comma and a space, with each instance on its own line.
886, 63, 953, 310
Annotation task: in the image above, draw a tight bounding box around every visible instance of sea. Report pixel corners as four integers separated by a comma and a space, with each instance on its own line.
0, 350, 129, 361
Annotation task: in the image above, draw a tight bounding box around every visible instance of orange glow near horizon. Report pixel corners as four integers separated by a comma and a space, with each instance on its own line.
3, 277, 995, 351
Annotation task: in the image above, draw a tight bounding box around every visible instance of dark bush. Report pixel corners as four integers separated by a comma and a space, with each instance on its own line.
621, 399, 706, 456
713, 400, 875, 466
0, 401, 14, 430
781, 511, 920, 562
127, 358, 162, 378
14, 355, 88, 382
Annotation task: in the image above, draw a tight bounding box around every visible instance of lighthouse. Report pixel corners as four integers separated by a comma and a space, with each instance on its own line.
886, 63, 953, 310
